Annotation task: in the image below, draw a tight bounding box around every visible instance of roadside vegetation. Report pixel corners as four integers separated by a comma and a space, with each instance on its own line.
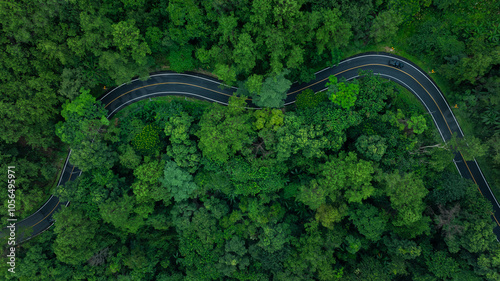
2, 72, 498, 279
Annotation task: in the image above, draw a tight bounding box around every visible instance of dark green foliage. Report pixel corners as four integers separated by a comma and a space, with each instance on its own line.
295, 89, 327, 109
168, 45, 196, 73
52, 206, 104, 265
355, 135, 388, 162
8, 78, 499, 281
349, 204, 388, 242
355, 70, 388, 117
326, 76, 360, 110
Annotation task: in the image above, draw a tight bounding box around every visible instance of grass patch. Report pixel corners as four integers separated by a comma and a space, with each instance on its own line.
452, 108, 500, 199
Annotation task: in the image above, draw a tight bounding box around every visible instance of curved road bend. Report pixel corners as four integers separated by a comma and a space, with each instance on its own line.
3, 52, 499, 242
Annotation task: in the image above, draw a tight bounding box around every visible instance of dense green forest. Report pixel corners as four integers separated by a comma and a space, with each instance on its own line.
2, 72, 499, 280
0, 0, 499, 279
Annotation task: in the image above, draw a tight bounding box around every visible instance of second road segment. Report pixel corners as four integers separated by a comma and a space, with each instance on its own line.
4, 52, 499, 242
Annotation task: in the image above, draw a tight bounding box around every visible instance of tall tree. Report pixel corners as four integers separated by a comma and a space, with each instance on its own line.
55, 88, 109, 146
53, 206, 105, 265
384, 171, 429, 231
159, 161, 198, 202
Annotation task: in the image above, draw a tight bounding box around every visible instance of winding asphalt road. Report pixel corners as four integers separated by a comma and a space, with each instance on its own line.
3, 52, 499, 242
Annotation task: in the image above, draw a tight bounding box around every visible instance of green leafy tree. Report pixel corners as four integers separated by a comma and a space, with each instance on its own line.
426, 146, 454, 172
319, 152, 375, 204
214, 63, 237, 86
383, 235, 422, 260
111, 19, 151, 66
53, 206, 103, 265
315, 203, 348, 229
286, 220, 343, 280
99, 194, 148, 234
447, 134, 488, 161
233, 33, 258, 74
164, 111, 200, 172
355, 70, 388, 117
132, 123, 160, 154
270, 113, 332, 161
118, 144, 142, 170
166, 0, 208, 44
425, 251, 460, 279
252, 108, 285, 131
345, 235, 362, 254
295, 89, 327, 109
168, 45, 196, 72
257, 223, 291, 254
245, 74, 264, 96
314, 8, 352, 55
226, 157, 287, 196
296, 179, 328, 210
407, 115, 428, 135
70, 139, 117, 172
427, 172, 476, 205
349, 204, 389, 242
417, 133, 488, 161
196, 95, 254, 163
132, 159, 170, 204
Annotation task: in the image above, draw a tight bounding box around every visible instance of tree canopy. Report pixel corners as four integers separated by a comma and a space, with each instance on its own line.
1, 1, 499, 280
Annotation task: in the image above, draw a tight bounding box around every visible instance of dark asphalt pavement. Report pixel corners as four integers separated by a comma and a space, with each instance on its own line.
3, 52, 498, 242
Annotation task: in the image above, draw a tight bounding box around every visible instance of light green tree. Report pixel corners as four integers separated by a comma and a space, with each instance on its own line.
159, 161, 198, 202
252, 70, 292, 108
165, 112, 201, 172
55, 88, 108, 146
407, 115, 428, 135
319, 152, 375, 204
